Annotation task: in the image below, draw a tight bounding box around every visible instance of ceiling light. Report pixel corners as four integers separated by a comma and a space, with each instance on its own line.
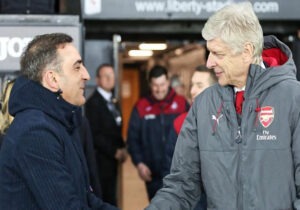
139, 43, 167, 50
128, 50, 153, 57
174, 48, 183, 55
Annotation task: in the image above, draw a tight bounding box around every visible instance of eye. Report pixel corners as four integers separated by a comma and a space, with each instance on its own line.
211, 51, 224, 58
73, 60, 84, 71
197, 83, 203, 88
74, 65, 81, 71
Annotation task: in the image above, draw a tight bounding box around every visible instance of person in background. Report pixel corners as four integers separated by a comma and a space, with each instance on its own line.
85, 63, 127, 206
0, 80, 15, 149
146, 2, 300, 209
163, 65, 217, 210
0, 33, 118, 210
127, 65, 190, 200
170, 74, 185, 97
164, 65, 217, 174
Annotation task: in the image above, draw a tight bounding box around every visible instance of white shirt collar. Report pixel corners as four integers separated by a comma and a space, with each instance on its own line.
97, 87, 112, 101
261, 61, 266, 69
234, 86, 245, 93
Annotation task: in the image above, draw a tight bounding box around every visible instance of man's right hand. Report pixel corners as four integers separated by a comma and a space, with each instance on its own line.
137, 163, 152, 182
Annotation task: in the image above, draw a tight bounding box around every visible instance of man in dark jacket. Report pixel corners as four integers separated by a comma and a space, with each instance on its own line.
85, 64, 127, 206
146, 2, 300, 210
127, 65, 190, 200
0, 33, 118, 210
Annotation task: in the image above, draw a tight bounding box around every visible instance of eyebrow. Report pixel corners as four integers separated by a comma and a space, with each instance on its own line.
194, 82, 203, 85
73, 59, 83, 66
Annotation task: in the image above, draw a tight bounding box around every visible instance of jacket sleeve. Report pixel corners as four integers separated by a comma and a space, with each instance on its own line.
292, 109, 300, 210
87, 192, 119, 210
16, 126, 119, 210
80, 117, 102, 198
127, 107, 144, 165
145, 104, 202, 210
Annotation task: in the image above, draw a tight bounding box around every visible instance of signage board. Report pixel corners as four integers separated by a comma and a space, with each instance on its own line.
0, 15, 81, 72
82, 0, 300, 20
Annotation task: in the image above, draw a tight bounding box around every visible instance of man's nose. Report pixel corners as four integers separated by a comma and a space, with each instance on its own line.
206, 53, 216, 69
190, 86, 196, 97
82, 66, 90, 80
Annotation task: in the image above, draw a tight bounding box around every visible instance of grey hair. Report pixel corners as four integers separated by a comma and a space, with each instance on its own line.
202, 2, 263, 64
20, 33, 73, 82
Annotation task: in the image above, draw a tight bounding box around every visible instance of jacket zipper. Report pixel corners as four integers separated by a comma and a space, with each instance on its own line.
160, 105, 166, 142
236, 125, 243, 210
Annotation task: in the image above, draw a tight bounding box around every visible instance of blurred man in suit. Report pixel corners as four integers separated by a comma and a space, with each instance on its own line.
85, 64, 127, 206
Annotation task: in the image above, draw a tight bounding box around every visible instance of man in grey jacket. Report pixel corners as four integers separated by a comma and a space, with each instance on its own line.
146, 2, 300, 210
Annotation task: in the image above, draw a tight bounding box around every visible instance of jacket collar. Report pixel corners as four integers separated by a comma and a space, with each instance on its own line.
9, 76, 82, 133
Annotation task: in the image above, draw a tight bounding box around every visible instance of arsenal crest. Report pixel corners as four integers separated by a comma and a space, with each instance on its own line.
259, 106, 274, 128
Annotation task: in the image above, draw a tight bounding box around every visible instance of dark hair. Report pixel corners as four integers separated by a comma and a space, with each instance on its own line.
148, 65, 168, 81
20, 33, 73, 82
96, 63, 113, 77
195, 65, 217, 85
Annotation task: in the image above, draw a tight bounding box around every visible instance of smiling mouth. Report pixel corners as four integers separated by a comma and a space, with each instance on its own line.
215, 72, 222, 77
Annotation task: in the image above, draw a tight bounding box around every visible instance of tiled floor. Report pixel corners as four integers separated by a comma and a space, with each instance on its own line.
121, 157, 149, 210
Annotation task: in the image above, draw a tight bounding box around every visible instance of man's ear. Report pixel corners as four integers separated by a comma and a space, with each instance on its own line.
243, 42, 254, 63
42, 70, 60, 92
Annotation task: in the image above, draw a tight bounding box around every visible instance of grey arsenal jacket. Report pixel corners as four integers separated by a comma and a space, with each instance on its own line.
146, 36, 300, 210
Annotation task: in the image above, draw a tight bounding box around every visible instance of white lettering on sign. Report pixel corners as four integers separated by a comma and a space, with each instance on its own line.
134, 0, 279, 15
0, 37, 33, 61
253, 1, 279, 13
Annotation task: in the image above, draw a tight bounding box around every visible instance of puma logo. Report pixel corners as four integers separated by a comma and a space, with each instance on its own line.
212, 114, 223, 125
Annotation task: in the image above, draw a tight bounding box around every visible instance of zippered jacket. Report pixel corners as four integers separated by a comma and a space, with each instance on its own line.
0, 76, 118, 210
127, 88, 189, 177
146, 35, 300, 210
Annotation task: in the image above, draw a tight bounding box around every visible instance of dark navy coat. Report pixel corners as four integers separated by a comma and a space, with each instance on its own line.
0, 76, 118, 210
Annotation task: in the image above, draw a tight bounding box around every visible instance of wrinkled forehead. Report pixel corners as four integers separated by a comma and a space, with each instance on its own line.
206, 38, 231, 52
58, 44, 82, 62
